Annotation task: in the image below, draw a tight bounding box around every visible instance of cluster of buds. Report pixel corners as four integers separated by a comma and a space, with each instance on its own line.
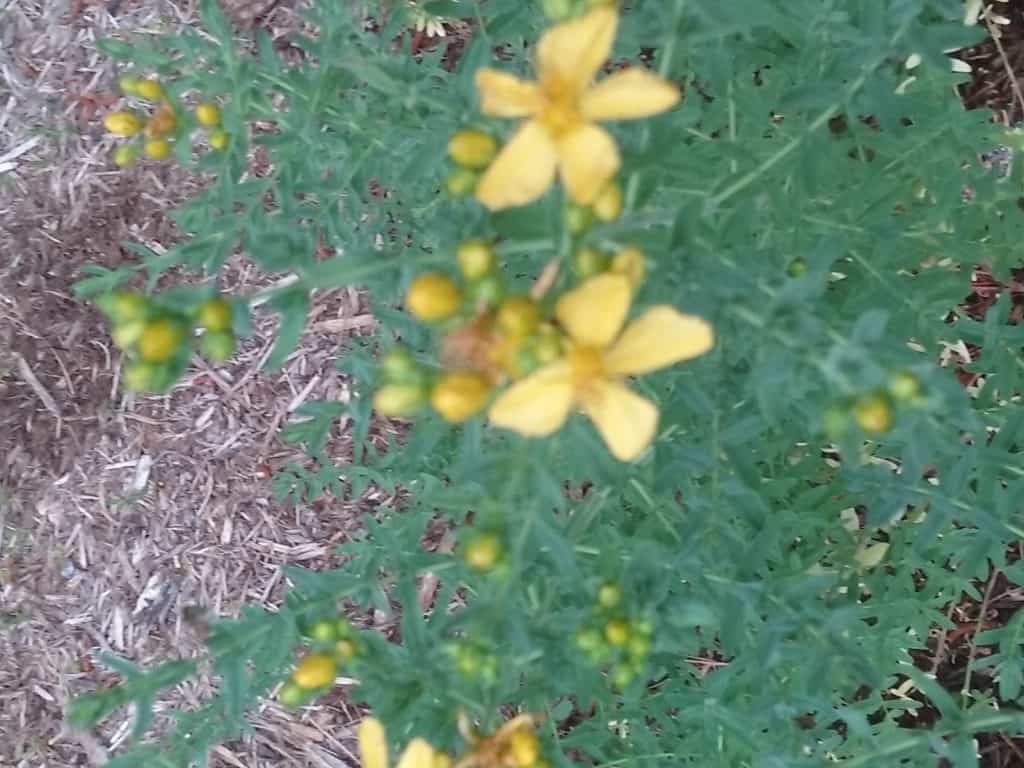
373, 237, 564, 423
278, 618, 363, 708
374, 231, 649, 427
103, 74, 228, 167
824, 370, 926, 439
446, 637, 498, 683
574, 582, 655, 689
96, 292, 237, 392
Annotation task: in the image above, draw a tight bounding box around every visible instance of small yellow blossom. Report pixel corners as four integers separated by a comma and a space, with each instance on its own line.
455, 713, 545, 768
488, 274, 713, 461
359, 717, 443, 768
474, 7, 680, 210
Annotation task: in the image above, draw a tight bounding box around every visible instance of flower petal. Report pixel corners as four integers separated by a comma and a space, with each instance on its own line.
476, 120, 558, 211
475, 69, 541, 117
580, 380, 658, 462
557, 123, 620, 205
358, 718, 388, 768
555, 273, 631, 348
537, 6, 618, 92
581, 67, 681, 121
604, 306, 714, 376
395, 739, 436, 768
488, 361, 574, 437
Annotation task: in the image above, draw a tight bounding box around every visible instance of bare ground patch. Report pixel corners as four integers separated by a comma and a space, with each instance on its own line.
1, 1, 381, 765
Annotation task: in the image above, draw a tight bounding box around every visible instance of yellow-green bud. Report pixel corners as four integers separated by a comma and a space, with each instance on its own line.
574, 247, 609, 279
136, 78, 164, 101
111, 321, 145, 350
854, 393, 893, 434
98, 291, 148, 323
610, 247, 645, 289
406, 273, 462, 322
200, 330, 235, 362
593, 181, 623, 222
463, 532, 501, 571
447, 129, 498, 169
291, 653, 336, 689
787, 257, 808, 277
432, 372, 490, 423
308, 620, 337, 643
138, 318, 185, 362
144, 138, 173, 160
373, 384, 426, 418
379, 346, 421, 384
195, 102, 222, 127
597, 582, 623, 609
118, 75, 142, 95
209, 130, 229, 150
278, 681, 308, 708
104, 111, 143, 136
888, 371, 922, 401
496, 296, 540, 338
604, 618, 630, 647
445, 167, 479, 197
565, 202, 595, 235
197, 298, 233, 332
113, 144, 138, 168
457, 240, 496, 280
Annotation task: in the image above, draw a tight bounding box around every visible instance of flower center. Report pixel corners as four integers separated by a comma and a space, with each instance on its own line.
538, 76, 581, 138
569, 344, 606, 389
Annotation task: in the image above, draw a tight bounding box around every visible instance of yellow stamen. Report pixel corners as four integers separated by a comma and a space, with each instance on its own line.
569, 345, 606, 390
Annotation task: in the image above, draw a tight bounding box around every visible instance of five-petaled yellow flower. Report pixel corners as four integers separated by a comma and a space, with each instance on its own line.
474, 7, 680, 210
360, 717, 447, 768
488, 274, 713, 461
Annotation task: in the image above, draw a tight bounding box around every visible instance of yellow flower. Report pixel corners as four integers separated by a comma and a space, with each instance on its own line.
474, 7, 680, 210
488, 274, 713, 461
455, 712, 545, 768
359, 717, 443, 768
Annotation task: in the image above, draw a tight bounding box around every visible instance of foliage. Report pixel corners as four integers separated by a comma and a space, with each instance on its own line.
72, 0, 1024, 766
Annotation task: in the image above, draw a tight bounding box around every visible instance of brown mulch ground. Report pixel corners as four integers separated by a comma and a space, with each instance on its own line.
0, 2, 389, 765
2, 1, 1024, 767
